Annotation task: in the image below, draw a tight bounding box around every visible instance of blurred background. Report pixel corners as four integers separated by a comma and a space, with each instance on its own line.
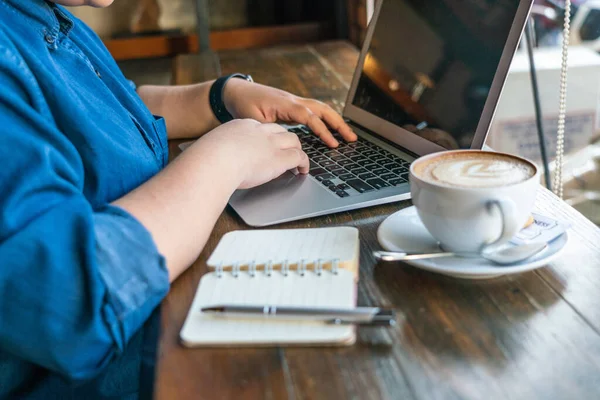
69, 0, 600, 225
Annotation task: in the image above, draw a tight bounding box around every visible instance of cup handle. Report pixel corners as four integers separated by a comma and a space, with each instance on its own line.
483, 198, 518, 251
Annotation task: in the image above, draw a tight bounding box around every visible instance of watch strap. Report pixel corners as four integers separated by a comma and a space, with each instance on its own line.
209, 73, 252, 124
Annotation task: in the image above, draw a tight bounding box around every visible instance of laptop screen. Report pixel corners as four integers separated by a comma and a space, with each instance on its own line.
350, 0, 522, 150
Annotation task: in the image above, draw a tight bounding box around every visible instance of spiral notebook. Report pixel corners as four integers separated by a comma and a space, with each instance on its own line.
180, 227, 360, 347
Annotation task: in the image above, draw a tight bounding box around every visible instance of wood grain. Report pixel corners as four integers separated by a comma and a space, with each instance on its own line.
156, 41, 600, 400
172, 52, 222, 85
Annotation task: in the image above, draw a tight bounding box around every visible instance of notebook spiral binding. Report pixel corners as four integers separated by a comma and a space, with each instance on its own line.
214, 258, 341, 279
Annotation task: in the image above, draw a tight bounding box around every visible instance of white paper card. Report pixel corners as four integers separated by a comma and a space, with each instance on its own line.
510, 213, 570, 245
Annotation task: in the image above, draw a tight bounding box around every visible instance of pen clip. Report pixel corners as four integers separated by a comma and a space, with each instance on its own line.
326, 309, 397, 327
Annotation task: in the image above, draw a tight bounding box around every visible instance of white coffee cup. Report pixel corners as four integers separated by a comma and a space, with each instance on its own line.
409, 150, 539, 253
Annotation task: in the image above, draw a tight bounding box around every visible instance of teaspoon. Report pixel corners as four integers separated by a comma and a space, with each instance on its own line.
373, 242, 548, 266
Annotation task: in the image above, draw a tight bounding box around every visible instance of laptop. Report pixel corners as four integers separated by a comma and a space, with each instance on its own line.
230, 0, 534, 227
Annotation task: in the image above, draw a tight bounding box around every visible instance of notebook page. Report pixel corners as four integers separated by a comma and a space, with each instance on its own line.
206, 227, 358, 269
180, 269, 355, 346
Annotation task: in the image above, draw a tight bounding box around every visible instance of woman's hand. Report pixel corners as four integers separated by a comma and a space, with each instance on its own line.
115, 119, 309, 279
195, 118, 309, 189
223, 79, 357, 148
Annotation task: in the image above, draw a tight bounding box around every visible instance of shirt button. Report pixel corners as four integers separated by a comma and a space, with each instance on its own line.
44, 34, 56, 44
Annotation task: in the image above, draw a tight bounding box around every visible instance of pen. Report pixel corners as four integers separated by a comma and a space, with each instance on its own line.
201, 305, 396, 326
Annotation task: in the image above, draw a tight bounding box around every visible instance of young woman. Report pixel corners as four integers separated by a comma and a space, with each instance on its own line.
0, 0, 356, 395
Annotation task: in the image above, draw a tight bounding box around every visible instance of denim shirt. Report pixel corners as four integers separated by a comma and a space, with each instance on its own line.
0, 0, 170, 396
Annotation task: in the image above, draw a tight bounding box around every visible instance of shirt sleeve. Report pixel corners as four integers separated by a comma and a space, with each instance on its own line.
0, 42, 169, 380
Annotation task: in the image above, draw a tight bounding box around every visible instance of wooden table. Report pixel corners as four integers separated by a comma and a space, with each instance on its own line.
155, 41, 600, 400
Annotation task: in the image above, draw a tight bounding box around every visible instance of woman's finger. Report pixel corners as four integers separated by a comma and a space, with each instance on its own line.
287, 104, 339, 148
277, 148, 310, 175
272, 131, 302, 150
304, 99, 357, 142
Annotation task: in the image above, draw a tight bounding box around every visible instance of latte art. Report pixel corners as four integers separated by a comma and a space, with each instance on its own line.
414, 152, 535, 188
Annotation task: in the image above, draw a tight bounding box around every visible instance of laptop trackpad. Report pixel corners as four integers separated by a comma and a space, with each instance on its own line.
233, 171, 313, 202
228, 171, 338, 226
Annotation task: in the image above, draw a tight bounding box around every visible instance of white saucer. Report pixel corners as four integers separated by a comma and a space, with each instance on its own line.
377, 206, 568, 279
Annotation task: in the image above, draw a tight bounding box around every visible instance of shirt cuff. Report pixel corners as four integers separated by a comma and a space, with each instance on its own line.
93, 204, 169, 352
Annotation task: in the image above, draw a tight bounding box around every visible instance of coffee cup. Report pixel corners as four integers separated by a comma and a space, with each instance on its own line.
409, 150, 539, 253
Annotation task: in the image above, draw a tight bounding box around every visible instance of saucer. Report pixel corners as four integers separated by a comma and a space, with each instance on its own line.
377, 206, 568, 279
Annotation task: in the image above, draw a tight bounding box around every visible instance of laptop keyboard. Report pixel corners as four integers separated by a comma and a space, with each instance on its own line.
288, 126, 411, 198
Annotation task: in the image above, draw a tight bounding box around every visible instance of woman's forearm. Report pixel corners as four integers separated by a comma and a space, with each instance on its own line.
137, 82, 220, 140
112, 138, 240, 282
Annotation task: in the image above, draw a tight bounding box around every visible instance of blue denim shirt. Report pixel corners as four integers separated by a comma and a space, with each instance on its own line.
0, 0, 170, 395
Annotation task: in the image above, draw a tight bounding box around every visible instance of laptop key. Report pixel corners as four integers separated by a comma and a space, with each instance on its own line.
389, 178, 407, 186
346, 179, 375, 193
313, 143, 329, 151
364, 163, 379, 171
337, 183, 351, 190
359, 172, 376, 180
321, 179, 335, 187
383, 162, 402, 170
370, 154, 387, 162
313, 155, 328, 163
336, 190, 350, 198
362, 150, 378, 157
366, 178, 391, 189
338, 159, 354, 167
339, 173, 356, 181
381, 173, 397, 181
348, 166, 367, 175
321, 160, 337, 168
372, 168, 388, 176
309, 167, 328, 176
330, 154, 347, 162
316, 174, 334, 182
392, 167, 408, 175
357, 159, 374, 167
399, 172, 409, 181
324, 150, 342, 157
338, 147, 355, 155
329, 168, 346, 176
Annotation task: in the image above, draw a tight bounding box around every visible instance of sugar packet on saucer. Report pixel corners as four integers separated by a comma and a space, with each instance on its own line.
510, 213, 570, 246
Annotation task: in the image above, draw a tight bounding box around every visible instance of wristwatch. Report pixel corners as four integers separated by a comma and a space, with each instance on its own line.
209, 73, 254, 123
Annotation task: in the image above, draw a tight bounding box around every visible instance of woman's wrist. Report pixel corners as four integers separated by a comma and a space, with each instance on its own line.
222, 77, 250, 120
185, 131, 245, 191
